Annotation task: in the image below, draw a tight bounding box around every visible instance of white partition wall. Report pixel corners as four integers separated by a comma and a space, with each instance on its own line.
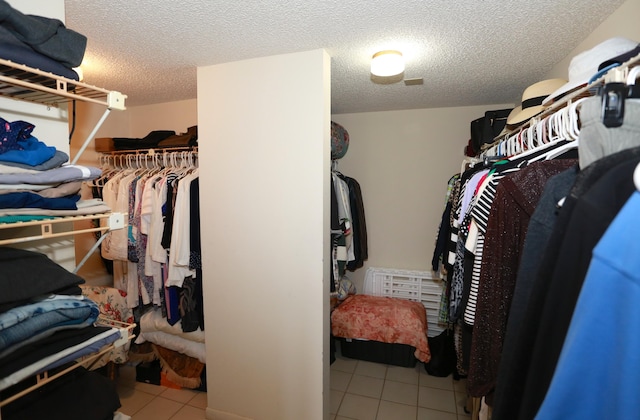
197, 49, 331, 420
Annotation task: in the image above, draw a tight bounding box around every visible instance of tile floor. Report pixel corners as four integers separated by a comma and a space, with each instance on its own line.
115, 363, 208, 420
115, 351, 471, 420
330, 349, 471, 420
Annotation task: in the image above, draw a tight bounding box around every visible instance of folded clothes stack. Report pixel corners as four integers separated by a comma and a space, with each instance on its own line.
0, 117, 108, 220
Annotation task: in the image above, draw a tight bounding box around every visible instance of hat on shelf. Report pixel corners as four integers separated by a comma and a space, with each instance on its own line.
506, 78, 567, 126
597, 43, 640, 71
495, 106, 525, 138
331, 121, 349, 160
542, 37, 639, 106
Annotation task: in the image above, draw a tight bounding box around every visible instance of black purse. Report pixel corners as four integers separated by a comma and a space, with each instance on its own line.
469, 108, 512, 155
424, 328, 456, 377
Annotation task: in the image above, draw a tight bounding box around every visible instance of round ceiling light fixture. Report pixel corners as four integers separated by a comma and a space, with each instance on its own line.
370, 50, 405, 77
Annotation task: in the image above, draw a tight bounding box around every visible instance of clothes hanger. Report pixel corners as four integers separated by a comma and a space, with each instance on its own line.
518, 128, 528, 154
540, 100, 587, 161
558, 105, 572, 140
568, 98, 586, 140
504, 133, 512, 156
510, 130, 519, 156
537, 118, 547, 146
527, 123, 536, 151
634, 160, 640, 191
460, 156, 481, 175
510, 112, 569, 163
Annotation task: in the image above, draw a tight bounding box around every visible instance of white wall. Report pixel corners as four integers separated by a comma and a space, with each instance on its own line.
546, 0, 640, 80
126, 99, 197, 138
6, 0, 64, 21
331, 104, 512, 291
197, 49, 331, 420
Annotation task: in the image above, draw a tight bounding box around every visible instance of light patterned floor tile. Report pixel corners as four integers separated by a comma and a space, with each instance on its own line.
331, 389, 345, 414
381, 380, 418, 406
331, 370, 353, 392
160, 387, 201, 404
354, 361, 387, 379
115, 355, 473, 419
376, 400, 417, 420
117, 385, 156, 416
338, 393, 379, 420
453, 378, 467, 393
347, 374, 385, 399
332, 356, 359, 373
386, 365, 420, 385
417, 407, 458, 420
130, 396, 183, 420
419, 372, 454, 390
132, 380, 168, 396
186, 392, 208, 409
168, 404, 207, 420
418, 387, 456, 413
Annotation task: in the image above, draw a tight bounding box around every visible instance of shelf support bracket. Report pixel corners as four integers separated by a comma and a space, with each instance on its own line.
71, 107, 112, 165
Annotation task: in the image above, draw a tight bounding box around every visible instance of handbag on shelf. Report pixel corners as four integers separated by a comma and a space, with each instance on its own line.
469, 108, 512, 155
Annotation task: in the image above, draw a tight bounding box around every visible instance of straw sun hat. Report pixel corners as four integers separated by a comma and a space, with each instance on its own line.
506, 78, 567, 126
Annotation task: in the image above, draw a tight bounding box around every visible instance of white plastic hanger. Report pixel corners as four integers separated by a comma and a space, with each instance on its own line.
627, 66, 640, 86
634, 161, 640, 191
542, 100, 586, 161
568, 98, 586, 140
536, 118, 547, 146
527, 124, 536, 150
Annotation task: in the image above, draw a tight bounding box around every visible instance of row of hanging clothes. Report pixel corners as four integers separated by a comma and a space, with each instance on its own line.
330, 160, 368, 298
432, 41, 640, 420
89, 149, 203, 333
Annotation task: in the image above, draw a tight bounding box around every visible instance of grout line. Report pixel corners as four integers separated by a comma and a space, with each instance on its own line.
338, 364, 355, 415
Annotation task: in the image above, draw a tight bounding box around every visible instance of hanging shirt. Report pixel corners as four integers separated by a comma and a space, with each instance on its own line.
492, 165, 578, 420
492, 146, 640, 420
166, 171, 197, 287
516, 156, 640, 419
534, 191, 640, 420
332, 172, 354, 263
466, 159, 576, 399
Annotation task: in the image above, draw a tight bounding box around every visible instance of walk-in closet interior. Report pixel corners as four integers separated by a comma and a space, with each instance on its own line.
0, 0, 638, 419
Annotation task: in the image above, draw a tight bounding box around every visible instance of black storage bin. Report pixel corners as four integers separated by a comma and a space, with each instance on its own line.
135, 360, 161, 385
339, 338, 417, 368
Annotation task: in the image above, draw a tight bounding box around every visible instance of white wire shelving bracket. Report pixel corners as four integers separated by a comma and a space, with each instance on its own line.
0, 58, 127, 164
0, 58, 131, 420
0, 318, 136, 411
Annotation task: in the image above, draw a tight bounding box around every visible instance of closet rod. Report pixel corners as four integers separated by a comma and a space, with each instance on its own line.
100, 146, 198, 156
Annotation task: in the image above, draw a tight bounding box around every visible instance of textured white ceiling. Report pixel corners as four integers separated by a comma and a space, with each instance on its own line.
64, 0, 626, 114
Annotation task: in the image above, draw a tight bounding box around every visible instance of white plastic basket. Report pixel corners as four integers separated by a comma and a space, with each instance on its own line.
364, 267, 446, 337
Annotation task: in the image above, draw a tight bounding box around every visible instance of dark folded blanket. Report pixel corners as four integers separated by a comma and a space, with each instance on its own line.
0, 0, 87, 68
113, 130, 176, 150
